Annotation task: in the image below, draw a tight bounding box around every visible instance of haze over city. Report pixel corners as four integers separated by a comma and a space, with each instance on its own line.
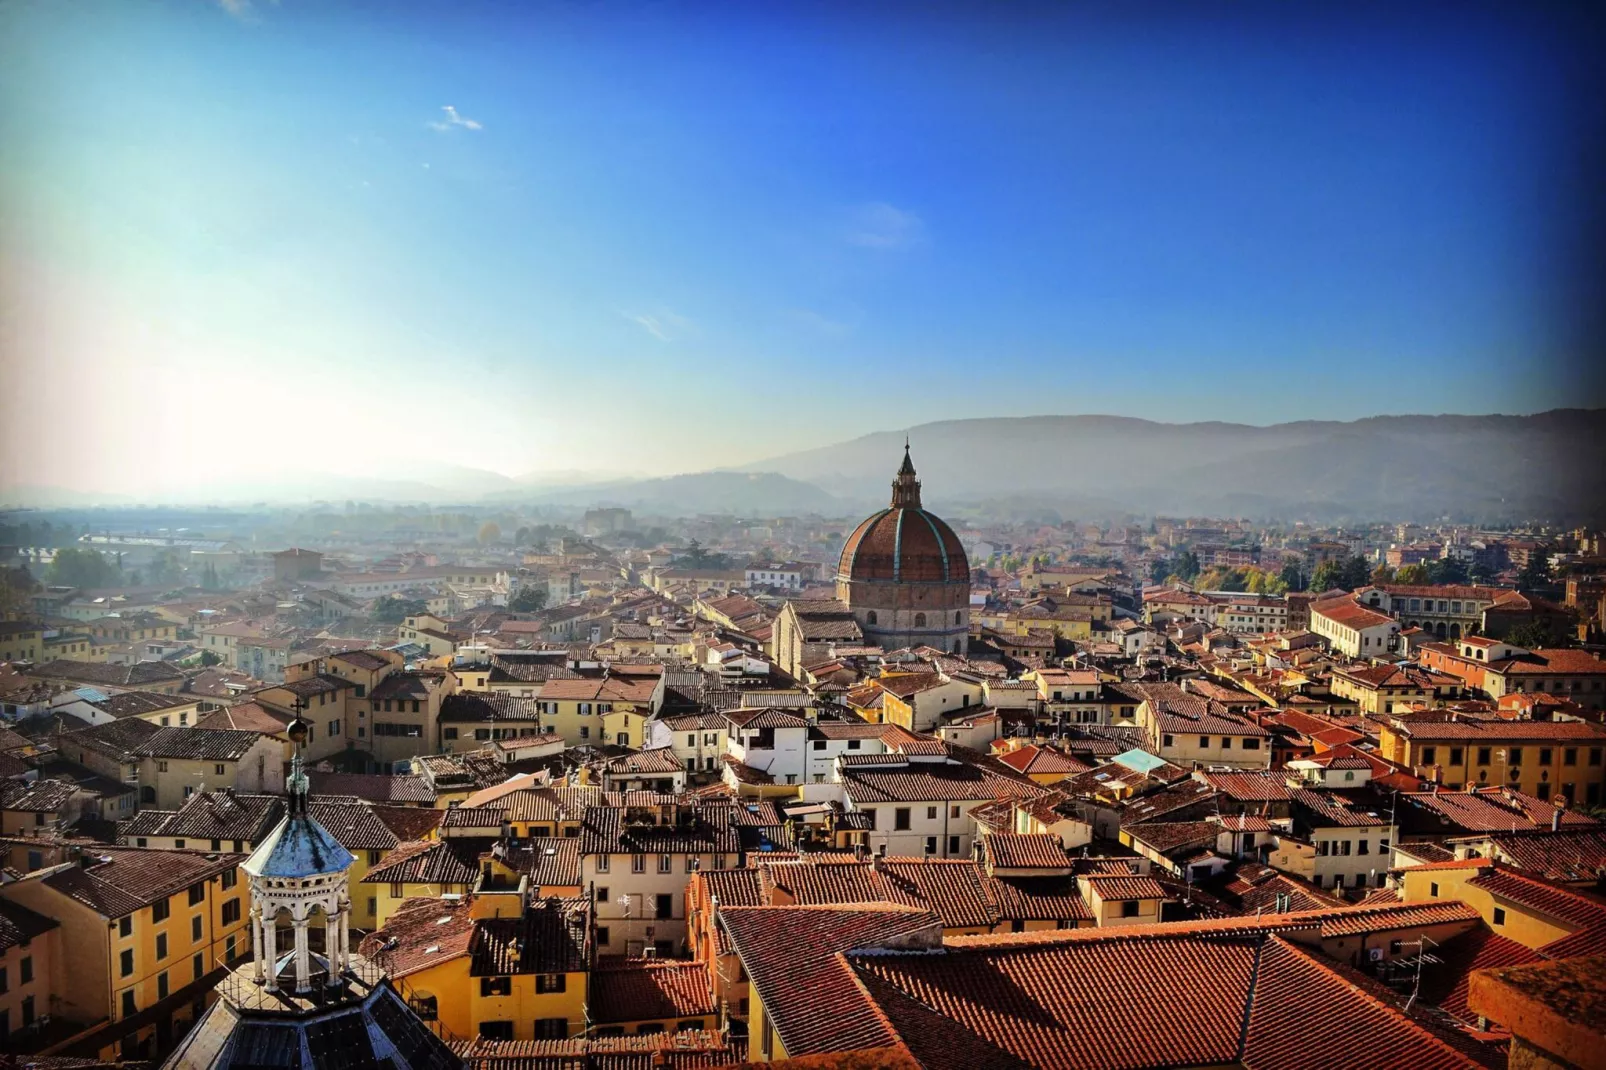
6, 4, 1606, 1069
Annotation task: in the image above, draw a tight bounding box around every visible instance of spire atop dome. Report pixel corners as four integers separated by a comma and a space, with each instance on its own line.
892, 440, 922, 507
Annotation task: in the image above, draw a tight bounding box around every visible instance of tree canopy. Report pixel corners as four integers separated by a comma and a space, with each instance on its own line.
508, 586, 547, 613
46, 547, 118, 589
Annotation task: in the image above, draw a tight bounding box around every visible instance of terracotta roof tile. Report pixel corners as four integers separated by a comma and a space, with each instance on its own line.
982, 833, 1069, 871
359, 896, 474, 978
41, 846, 245, 918
468, 903, 588, 976
720, 904, 942, 1056
588, 960, 714, 1024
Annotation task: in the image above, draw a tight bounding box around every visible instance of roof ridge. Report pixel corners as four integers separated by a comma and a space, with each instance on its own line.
1233, 930, 1270, 1061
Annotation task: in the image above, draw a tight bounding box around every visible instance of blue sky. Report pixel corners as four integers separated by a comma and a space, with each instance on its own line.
2, 0, 1601, 493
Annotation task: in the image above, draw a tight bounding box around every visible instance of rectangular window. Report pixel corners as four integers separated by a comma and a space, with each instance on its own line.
894, 808, 911, 831
157, 971, 169, 1000
194, 952, 205, 980
480, 977, 512, 997
121, 990, 136, 1018
152, 899, 170, 923
924, 836, 937, 854
478, 1020, 514, 1040
1162, 734, 1173, 748
948, 835, 960, 854
1509, 748, 1523, 766
1241, 737, 1260, 750
632, 855, 646, 873
189, 884, 206, 906
1421, 747, 1437, 765
596, 855, 610, 873
535, 1017, 568, 1039
596, 927, 610, 946
1449, 747, 1464, 765
1121, 900, 1140, 917
121, 949, 135, 976
1565, 748, 1578, 767
222, 898, 241, 925
1539, 748, 1553, 766
656, 893, 673, 918
1430, 882, 1439, 897
1494, 907, 1507, 925
658, 854, 673, 874
193, 916, 204, 941
120, 916, 133, 938
1478, 747, 1492, 766
156, 933, 168, 960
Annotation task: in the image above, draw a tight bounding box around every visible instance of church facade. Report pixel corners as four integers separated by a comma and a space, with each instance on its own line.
836, 445, 971, 655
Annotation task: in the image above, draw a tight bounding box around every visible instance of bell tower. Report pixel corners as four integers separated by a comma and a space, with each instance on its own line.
891, 437, 923, 508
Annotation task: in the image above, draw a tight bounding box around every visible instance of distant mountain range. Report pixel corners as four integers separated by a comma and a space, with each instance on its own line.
737, 409, 1606, 523
5, 410, 1601, 523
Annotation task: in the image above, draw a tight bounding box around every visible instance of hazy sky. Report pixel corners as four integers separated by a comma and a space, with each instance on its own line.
2, 1, 1602, 496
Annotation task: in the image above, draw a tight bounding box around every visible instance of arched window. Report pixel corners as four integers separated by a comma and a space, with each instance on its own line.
955, 611, 962, 625
866, 610, 877, 626
914, 612, 926, 628
1449, 623, 1461, 639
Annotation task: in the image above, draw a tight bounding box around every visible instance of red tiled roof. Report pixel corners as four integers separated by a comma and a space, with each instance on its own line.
1489, 648, 1606, 676
1401, 789, 1597, 833
1417, 927, 1543, 1023
981, 875, 1092, 923
1467, 868, 1606, 931
839, 758, 1043, 805
1312, 597, 1396, 631
982, 833, 1069, 871
844, 922, 1494, 1069
1392, 719, 1606, 741
996, 745, 1089, 777
1483, 828, 1606, 883
1239, 936, 1485, 1070
1199, 771, 1293, 802
41, 847, 245, 918
756, 857, 998, 931
588, 960, 716, 1024
359, 896, 474, 978
1079, 873, 1169, 901
720, 904, 943, 1056
362, 839, 482, 885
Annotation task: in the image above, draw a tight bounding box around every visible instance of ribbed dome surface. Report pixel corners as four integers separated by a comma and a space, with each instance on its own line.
839, 506, 970, 585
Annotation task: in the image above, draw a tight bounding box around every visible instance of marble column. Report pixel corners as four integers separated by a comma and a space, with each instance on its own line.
252, 905, 265, 983
293, 913, 311, 993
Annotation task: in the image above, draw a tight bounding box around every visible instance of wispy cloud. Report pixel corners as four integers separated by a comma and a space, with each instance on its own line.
788, 308, 856, 338
428, 105, 484, 133
844, 202, 926, 249
621, 308, 695, 342
216, 0, 272, 20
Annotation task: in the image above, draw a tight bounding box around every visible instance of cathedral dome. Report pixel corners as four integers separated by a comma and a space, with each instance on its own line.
838, 445, 970, 586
